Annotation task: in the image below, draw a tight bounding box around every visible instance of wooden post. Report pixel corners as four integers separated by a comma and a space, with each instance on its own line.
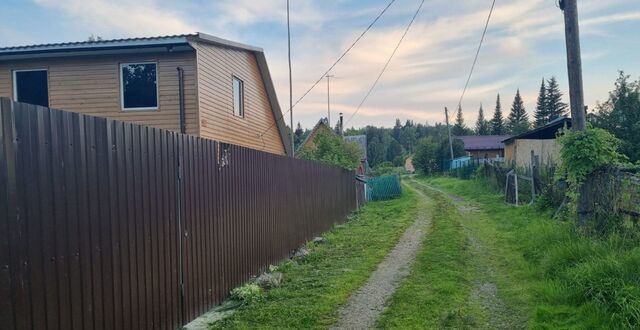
445, 107, 454, 164
562, 0, 590, 225
530, 150, 536, 202
287, 0, 295, 157
513, 171, 518, 206
562, 0, 586, 130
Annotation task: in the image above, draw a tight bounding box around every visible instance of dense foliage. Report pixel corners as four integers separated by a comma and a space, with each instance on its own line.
413, 137, 465, 175
557, 127, 627, 187
591, 72, 640, 163
297, 131, 362, 170
345, 120, 449, 168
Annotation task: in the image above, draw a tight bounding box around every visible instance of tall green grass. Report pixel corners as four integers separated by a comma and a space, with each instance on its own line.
427, 177, 640, 329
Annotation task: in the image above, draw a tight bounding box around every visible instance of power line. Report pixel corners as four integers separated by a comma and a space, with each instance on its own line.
456, 0, 496, 109
345, 0, 425, 127
258, 0, 398, 139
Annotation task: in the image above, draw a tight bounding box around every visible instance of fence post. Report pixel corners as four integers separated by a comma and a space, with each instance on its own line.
514, 172, 519, 206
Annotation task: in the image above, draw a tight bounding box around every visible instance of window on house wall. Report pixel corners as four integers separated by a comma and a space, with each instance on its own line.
13, 69, 49, 107
232, 76, 244, 117
120, 62, 158, 110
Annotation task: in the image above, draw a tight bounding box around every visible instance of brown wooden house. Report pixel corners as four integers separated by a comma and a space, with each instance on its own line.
0, 33, 291, 155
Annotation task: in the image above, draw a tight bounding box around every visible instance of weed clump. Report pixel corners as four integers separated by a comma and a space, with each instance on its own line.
230, 284, 264, 305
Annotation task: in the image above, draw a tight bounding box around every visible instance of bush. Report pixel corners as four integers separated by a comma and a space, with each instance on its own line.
298, 131, 363, 170
557, 127, 627, 187
230, 283, 264, 305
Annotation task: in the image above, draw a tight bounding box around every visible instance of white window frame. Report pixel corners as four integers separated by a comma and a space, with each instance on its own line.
13, 68, 49, 103
119, 62, 159, 111
232, 76, 245, 118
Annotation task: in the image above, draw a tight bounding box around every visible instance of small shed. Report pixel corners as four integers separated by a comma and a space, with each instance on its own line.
456, 135, 511, 160
502, 117, 572, 168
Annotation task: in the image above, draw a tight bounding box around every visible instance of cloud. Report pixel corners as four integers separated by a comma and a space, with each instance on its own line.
33, 0, 196, 36
26, 0, 640, 128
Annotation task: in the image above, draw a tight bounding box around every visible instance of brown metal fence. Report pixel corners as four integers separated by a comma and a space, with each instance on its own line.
0, 98, 358, 330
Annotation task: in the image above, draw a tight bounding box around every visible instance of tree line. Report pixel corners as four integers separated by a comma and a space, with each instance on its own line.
292, 71, 639, 173
454, 76, 569, 136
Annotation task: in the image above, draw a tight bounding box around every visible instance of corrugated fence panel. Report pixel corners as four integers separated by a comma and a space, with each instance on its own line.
0, 98, 358, 330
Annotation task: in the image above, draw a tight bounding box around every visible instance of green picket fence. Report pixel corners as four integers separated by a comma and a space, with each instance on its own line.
367, 175, 403, 201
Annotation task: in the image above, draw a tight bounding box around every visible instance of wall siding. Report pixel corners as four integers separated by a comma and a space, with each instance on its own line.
505, 139, 561, 168
193, 42, 285, 155
0, 51, 199, 135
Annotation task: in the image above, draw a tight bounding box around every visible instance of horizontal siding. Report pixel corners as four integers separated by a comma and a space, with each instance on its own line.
0, 52, 199, 135
193, 42, 285, 155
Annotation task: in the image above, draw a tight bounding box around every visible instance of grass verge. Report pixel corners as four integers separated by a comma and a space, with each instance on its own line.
210, 185, 419, 329
425, 176, 640, 329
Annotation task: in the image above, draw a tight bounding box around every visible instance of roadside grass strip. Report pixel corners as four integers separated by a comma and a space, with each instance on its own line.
210, 186, 418, 329
424, 177, 640, 329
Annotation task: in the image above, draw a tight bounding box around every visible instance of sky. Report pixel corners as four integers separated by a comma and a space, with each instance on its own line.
2, 0, 639, 130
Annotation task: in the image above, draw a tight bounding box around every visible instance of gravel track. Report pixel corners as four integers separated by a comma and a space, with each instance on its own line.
331, 185, 430, 330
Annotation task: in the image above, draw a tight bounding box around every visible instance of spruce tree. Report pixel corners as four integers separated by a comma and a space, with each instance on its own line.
294, 122, 304, 147
507, 89, 530, 134
490, 94, 505, 135
546, 76, 568, 121
475, 104, 490, 135
452, 105, 466, 136
534, 78, 549, 127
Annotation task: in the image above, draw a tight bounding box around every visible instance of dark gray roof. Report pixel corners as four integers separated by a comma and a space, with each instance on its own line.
0, 32, 291, 155
456, 135, 511, 151
502, 117, 571, 143
0, 32, 262, 57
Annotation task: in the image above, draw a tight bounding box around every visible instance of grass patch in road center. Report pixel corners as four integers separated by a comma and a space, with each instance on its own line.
377, 182, 478, 329
210, 186, 419, 329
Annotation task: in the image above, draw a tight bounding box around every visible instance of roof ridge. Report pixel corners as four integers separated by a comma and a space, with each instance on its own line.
0, 33, 198, 51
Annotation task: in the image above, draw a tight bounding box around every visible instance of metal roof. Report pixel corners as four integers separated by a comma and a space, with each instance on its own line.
0, 32, 264, 59
456, 135, 511, 151
502, 117, 572, 143
0, 34, 196, 53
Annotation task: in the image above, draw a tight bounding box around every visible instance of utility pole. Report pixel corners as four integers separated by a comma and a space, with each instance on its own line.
326, 74, 335, 127
561, 0, 589, 227
444, 107, 454, 162
287, 0, 294, 157
561, 0, 586, 131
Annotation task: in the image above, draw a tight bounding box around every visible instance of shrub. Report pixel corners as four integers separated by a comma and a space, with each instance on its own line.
557, 127, 627, 187
230, 283, 264, 305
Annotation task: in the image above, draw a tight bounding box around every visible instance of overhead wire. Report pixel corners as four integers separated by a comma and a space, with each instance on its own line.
456, 0, 497, 109
258, 0, 398, 139
344, 0, 425, 127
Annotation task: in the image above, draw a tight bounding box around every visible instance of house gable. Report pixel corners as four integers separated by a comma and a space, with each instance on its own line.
190, 40, 287, 155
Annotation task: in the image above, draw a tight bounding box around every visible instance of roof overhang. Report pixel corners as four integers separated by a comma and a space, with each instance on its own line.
502, 117, 572, 143
0, 35, 195, 61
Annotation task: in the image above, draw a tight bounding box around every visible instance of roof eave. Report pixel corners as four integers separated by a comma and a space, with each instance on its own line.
253, 51, 292, 156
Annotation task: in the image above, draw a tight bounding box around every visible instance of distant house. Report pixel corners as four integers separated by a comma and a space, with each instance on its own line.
0, 33, 291, 155
456, 135, 511, 160
502, 117, 572, 168
404, 156, 415, 174
344, 135, 369, 176
297, 118, 335, 151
